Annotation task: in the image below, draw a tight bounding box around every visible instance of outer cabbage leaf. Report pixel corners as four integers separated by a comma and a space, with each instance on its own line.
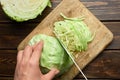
0, 0, 51, 22
29, 34, 73, 75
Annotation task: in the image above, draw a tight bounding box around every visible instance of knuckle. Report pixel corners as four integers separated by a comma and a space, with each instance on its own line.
27, 45, 32, 50
29, 60, 36, 66
17, 56, 20, 61
25, 45, 31, 51
20, 61, 26, 68
17, 51, 22, 57
35, 46, 41, 51
17, 50, 23, 61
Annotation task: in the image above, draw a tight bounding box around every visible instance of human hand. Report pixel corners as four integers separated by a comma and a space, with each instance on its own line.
14, 41, 59, 80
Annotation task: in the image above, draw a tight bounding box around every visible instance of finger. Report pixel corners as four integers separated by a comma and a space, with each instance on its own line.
22, 45, 32, 62
17, 50, 23, 64
44, 68, 59, 80
31, 41, 43, 64
32, 42, 39, 50
32, 40, 43, 50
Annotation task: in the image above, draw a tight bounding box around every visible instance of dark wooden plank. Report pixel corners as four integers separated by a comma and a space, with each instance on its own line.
103, 22, 120, 49
81, 0, 120, 21
0, 50, 17, 76
0, 22, 119, 49
0, 35, 25, 49
0, 22, 119, 36
0, 50, 120, 79
0, 77, 13, 80
0, 0, 120, 23
77, 50, 120, 79
0, 23, 37, 35
0, 0, 119, 79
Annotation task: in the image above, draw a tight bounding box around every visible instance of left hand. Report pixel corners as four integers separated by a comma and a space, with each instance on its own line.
14, 41, 59, 80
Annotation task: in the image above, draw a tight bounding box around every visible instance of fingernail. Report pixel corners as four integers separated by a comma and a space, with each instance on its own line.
51, 68, 59, 74
37, 41, 43, 49
40, 40, 44, 45
40, 40, 44, 44
26, 45, 31, 49
55, 69, 59, 74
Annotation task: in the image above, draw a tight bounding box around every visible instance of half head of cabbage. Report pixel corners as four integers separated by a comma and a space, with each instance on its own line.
0, 0, 51, 22
29, 34, 73, 75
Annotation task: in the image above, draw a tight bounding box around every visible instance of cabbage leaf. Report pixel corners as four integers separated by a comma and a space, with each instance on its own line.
0, 0, 51, 22
29, 34, 73, 75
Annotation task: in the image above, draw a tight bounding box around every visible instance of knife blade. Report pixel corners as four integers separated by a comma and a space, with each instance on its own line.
54, 31, 88, 80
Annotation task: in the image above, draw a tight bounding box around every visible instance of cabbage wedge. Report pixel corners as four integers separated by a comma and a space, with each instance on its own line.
29, 34, 73, 75
0, 0, 51, 22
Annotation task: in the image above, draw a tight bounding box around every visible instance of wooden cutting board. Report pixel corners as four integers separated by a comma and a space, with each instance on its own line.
18, 0, 113, 80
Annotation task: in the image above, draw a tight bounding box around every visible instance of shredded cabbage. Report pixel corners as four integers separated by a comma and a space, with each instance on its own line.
54, 13, 94, 53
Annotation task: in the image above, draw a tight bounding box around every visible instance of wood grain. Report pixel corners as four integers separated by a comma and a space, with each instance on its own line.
0, 23, 36, 35
0, 0, 120, 23
0, 0, 119, 80
0, 22, 119, 49
78, 50, 120, 79
0, 50, 17, 76
0, 50, 120, 78
81, 0, 120, 21
18, 0, 113, 80
0, 35, 25, 49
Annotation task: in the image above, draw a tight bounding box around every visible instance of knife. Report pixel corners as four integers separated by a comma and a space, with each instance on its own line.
54, 31, 88, 80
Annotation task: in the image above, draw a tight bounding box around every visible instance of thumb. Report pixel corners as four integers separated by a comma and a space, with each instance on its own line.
45, 68, 59, 80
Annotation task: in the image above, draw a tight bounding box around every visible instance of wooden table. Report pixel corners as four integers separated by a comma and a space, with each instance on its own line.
0, 0, 120, 80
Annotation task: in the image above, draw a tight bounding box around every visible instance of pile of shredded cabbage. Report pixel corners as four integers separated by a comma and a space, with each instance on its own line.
54, 13, 94, 53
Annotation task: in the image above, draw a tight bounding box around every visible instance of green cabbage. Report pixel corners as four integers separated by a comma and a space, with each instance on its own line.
29, 34, 73, 75
0, 0, 51, 22
54, 13, 94, 53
